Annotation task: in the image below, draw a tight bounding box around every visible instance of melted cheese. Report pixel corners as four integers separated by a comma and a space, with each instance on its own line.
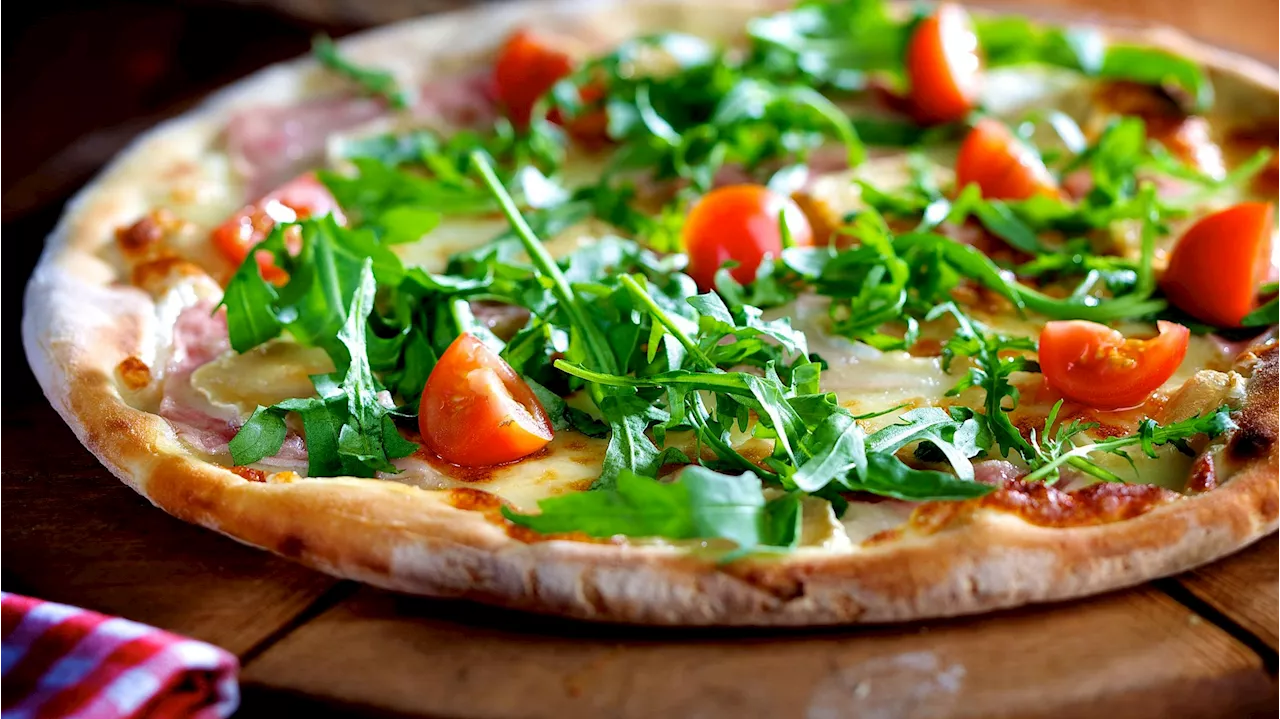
392, 432, 607, 509
191, 340, 334, 414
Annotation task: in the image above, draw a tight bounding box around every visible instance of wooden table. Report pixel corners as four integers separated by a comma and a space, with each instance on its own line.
3, 1, 1277, 717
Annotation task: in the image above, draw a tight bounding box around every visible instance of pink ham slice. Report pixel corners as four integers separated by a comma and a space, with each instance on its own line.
227, 71, 497, 198
159, 303, 307, 468
972, 460, 1025, 486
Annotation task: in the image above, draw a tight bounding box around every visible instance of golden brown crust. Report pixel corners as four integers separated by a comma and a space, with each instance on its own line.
21, 0, 1280, 625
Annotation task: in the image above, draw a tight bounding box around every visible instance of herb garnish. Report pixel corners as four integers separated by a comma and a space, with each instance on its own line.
312, 35, 412, 109
1023, 406, 1236, 482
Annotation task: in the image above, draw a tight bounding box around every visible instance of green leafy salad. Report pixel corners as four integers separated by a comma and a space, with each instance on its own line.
207, 0, 1275, 553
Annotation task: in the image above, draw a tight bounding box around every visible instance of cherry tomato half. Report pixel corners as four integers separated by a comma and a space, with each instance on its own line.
211, 173, 340, 283
1039, 320, 1191, 410
493, 30, 575, 129
682, 185, 814, 291
955, 118, 1060, 201
419, 333, 554, 467
906, 3, 983, 125
1162, 202, 1275, 328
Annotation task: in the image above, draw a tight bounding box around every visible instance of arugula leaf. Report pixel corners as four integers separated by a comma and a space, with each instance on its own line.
312, 35, 411, 109
228, 405, 289, 466
746, 0, 912, 90
329, 262, 416, 473
791, 411, 866, 492
845, 453, 994, 501
218, 231, 284, 353
931, 303, 1039, 462
865, 407, 984, 482
975, 16, 1103, 73
228, 262, 418, 477
943, 184, 1047, 255
1024, 406, 1236, 482
1025, 400, 1117, 482
1098, 45, 1213, 113
894, 232, 1167, 322
502, 467, 779, 550
323, 123, 566, 240
1242, 299, 1279, 327
474, 152, 683, 488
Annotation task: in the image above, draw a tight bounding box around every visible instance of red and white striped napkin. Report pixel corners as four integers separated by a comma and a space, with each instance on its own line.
1, 593, 239, 719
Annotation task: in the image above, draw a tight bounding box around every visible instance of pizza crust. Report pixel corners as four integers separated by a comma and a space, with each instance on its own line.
22, 0, 1280, 625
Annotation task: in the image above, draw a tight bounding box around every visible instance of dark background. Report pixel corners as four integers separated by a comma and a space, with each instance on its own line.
4, 1, 356, 405
4, 0, 328, 408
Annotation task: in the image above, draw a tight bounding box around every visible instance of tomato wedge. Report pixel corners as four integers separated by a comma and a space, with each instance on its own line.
211, 173, 340, 283
1039, 320, 1191, 410
905, 3, 982, 125
1162, 202, 1275, 328
419, 333, 554, 467
493, 30, 575, 129
682, 185, 814, 291
955, 118, 1060, 200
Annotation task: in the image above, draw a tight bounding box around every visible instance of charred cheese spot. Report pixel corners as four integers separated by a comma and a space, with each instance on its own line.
131, 256, 207, 296
230, 466, 267, 483
910, 479, 1177, 532
1186, 451, 1217, 493
115, 213, 167, 258
446, 487, 504, 513
790, 191, 841, 247
979, 480, 1176, 527
1229, 425, 1276, 462
115, 356, 152, 391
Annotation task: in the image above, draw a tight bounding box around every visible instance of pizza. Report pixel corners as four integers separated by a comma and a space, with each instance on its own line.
22, 0, 1279, 625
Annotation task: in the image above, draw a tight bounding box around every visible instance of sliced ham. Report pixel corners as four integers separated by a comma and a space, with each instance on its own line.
411, 70, 498, 128
159, 303, 307, 469
158, 303, 240, 454
972, 460, 1025, 486
226, 71, 497, 198
227, 97, 386, 198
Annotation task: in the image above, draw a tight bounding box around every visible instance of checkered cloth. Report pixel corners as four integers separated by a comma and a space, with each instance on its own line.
1, 593, 239, 719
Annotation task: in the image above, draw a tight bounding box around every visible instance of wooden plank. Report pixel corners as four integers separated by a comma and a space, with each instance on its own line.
0, 401, 339, 657
1176, 534, 1279, 653
241, 586, 1276, 719
978, 0, 1278, 58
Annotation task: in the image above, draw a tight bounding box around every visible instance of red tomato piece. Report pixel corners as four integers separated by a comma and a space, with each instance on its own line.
555, 82, 611, 147
682, 185, 814, 291
211, 173, 340, 283
1162, 202, 1275, 328
419, 333, 554, 467
493, 30, 575, 129
1038, 320, 1191, 410
955, 118, 1060, 200
905, 3, 983, 125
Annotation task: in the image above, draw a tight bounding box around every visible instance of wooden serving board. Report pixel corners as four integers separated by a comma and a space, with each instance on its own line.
4, 395, 1276, 718
4, 0, 1277, 716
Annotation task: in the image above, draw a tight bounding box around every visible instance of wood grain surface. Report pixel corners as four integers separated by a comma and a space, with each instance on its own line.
1, 404, 341, 657
3, 0, 1277, 717
238, 586, 1276, 718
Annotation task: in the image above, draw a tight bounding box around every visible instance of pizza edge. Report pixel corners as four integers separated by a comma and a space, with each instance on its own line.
20, 0, 1280, 626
